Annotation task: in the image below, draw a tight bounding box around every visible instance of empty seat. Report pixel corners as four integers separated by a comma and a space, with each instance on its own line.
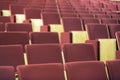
25, 44, 62, 64
41, 12, 61, 25
79, 13, 94, 18
82, 18, 100, 24
0, 16, 11, 24
24, 8, 42, 20
17, 63, 65, 80
95, 14, 110, 18
60, 8, 75, 14
0, 32, 29, 47
91, 11, 106, 14
0, 1, 12, 10
63, 43, 96, 62
101, 18, 118, 24
65, 61, 108, 80
30, 32, 59, 44
108, 24, 120, 38
0, 66, 15, 80
82, 18, 100, 29
43, 8, 58, 12
6, 23, 32, 32
0, 45, 24, 71
106, 60, 120, 80
86, 24, 109, 40
60, 13, 77, 18
0, 22, 5, 31
61, 17, 83, 31
9, 5, 26, 15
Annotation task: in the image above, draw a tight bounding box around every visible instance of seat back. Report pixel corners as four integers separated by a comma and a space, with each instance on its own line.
41, 12, 61, 25
106, 60, 120, 80
0, 66, 15, 80
25, 44, 62, 64
63, 43, 96, 62
0, 32, 29, 47
108, 24, 120, 38
30, 32, 59, 44
6, 23, 32, 32
62, 17, 82, 32
86, 24, 109, 40
17, 63, 65, 80
65, 61, 108, 80
0, 45, 24, 71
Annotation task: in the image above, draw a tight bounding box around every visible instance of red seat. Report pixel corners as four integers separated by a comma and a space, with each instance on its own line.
65, 61, 108, 80
0, 45, 24, 71
6, 23, 32, 32
0, 66, 15, 80
63, 43, 96, 62
86, 24, 109, 40
30, 32, 59, 44
25, 44, 62, 64
17, 63, 65, 80
106, 60, 120, 80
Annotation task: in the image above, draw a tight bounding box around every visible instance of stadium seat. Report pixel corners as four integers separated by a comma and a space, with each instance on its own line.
0, 66, 15, 80
25, 44, 62, 64
6, 23, 32, 32
30, 32, 59, 44
65, 61, 108, 80
0, 45, 24, 71
17, 63, 65, 80
106, 60, 120, 80
63, 43, 96, 62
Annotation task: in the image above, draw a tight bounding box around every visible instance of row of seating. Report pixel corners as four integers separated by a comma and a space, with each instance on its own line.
0, 44, 95, 69
0, 23, 120, 39
1, 18, 120, 32
1, 0, 120, 25
0, 0, 120, 80
1, 60, 120, 80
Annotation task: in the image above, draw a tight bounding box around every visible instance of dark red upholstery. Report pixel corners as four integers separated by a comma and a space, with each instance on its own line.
41, 12, 60, 25
95, 14, 110, 18
9, 5, 26, 15
0, 66, 15, 80
17, 63, 65, 80
101, 18, 118, 24
63, 43, 96, 62
86, 24, 109, 40
108, 24, 120, 38
0, 32, 29, 47
66, 61, 108, 80
6, 23, 32, 32
0, 45, 24, 71
25, 44, 62, 64
0, 16, 11, 24
30, 32, 59, 44
116, 51, 120, 59
85, 40, 99, 60
24, 8, 42, 20
106, 60, 120, 80
0, 22, 5, 31
62, 17, 82, 32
